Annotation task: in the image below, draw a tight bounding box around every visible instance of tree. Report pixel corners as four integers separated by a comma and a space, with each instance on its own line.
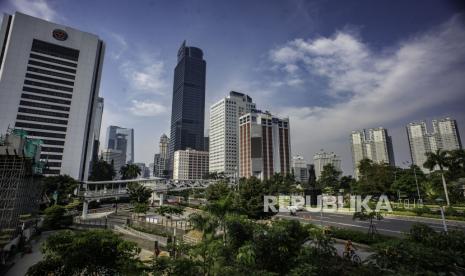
26, 230, 142, 275
235, 177, 275, 219
88, 157, 116, 181
446, 149, 465, 180
205, 181, 231, 201
391, 165, 426, 199
127, 182, 152, 204
339, 175, 355, 192
318, 164, 341, 194
40, 175, 78, 206
42, 205, 72, 230
157, 205, 185, 217
354, 159, 395, 195
424, 149, 451, 205
120, 164, 142, 180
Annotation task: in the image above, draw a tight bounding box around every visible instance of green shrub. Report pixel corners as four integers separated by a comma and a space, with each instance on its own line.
327, 226, 394, 245
412, 206, 431, 216
445, 206, 458, 216
43, 205, 72, 230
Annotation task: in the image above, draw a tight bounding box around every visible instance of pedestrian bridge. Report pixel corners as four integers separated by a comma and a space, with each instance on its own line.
79, 178, 221, 218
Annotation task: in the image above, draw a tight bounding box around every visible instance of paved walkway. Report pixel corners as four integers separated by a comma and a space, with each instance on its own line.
5, 231, 54, 276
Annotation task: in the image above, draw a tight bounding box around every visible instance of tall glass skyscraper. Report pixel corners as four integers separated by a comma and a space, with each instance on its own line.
168, 41, 206, 175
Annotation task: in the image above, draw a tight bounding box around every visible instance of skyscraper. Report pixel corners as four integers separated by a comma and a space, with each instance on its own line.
350, 127, 395, 178
407, 117, 462, 172
239, 111, 291, 180
209, 91, 256, 177
313, 151, 342, 180
0, 12, 105, 181
153, 134, 169, 178
173, 149, 209, 180
105, 126, 134, 164
91, 97, 104, 164
168, 41, 206, 176
292, 155, 309, 183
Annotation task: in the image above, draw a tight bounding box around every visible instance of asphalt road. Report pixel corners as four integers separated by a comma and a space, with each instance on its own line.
277, 211, 465, 237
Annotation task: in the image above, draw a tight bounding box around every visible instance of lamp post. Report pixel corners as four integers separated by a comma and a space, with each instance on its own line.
436, 198, 448, 233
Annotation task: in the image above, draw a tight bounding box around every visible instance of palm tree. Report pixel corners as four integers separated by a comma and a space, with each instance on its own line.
424, 149, 450, 206
120, 164, 141, 180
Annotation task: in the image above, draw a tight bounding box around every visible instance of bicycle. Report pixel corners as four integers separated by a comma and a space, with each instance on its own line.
343, 249, 361, 264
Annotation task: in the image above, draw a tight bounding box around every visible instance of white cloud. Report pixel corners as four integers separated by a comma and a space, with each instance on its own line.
10, 0, 58, 21
120, 53, 168, 94
109, 33, 128, 60
128, 100, 167, 117
270, 15, 465, 173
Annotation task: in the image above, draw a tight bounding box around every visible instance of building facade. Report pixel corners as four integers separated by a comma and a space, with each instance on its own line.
351, 127, 395, 178
209, 91, 256, 177
101, 148, 125, 178
153, 134, 169, 178
239, 111, 291, 180
292, 155, 310, 183
105, 126, 134, 164
0, 129, 43, 245
407, 117, 462, 172
168, 41, 206, 176
173, 149, 209, 180
313, 151, 342, 180
0, 12, 105, 181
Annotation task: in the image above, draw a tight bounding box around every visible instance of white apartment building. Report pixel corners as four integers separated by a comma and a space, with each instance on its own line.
313, 151, 342, 180
209, 91, 256, 177
351, 127, 395, 179
173, 149, 209, 180
292, 155, 309, 183
0, 12, 105, 181
407, 117, 462, 173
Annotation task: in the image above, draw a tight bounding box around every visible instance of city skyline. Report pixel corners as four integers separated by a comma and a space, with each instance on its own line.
1, 1, 464, 174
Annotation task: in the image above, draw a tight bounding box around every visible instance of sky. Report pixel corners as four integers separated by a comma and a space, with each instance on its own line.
1, 0, 465, 175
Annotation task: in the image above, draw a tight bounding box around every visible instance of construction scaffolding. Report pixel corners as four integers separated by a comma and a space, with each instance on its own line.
0, 128, 43, 246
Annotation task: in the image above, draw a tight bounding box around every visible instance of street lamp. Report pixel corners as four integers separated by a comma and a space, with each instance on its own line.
435, 197, 448, 233
403, 161, 422, 204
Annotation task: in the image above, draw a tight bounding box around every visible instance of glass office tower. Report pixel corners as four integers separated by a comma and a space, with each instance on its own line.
168, 41, 206, 176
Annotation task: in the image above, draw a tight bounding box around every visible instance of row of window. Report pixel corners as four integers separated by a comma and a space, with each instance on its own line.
23, 86, 72, 99
25, 73, 74, 86
27, 66, 75, 80
45, 162, 61, 168
15, 122, 67, 132
16, 114, 68, 125
31, 39, 80, 62
30, 53, 77, 68
41, 147, 64, 153
24, 80, 73, 92
25, 130, 65, 139
21, 93, 71, 106
41, 139, 65, 146
29, 59, 76, 74
40, 154, 62, 160
18, 107, 69, 118
20, 100, 70, 112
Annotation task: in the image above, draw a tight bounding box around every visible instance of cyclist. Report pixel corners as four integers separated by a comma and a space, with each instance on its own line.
344, 240, 358, 257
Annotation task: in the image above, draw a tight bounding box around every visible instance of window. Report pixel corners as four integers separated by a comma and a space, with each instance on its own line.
18, 107, 69, 118
25, 131, 66, 139
41, 147, 64, 153
41, 139, 65, 146
31, 39, 79, 61
29, 53, 77, 67
26, 73, 74, 86
21, 93, 71, 105
24, 80, 73, 92
19, 100, 70, 112
15, 122, 67, 132
27, 66, 75, 80
16, 114, 68, 125
23, 86, 72, 99
28, 60, 76, 73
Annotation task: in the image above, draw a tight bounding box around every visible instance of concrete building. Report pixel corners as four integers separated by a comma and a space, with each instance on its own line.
239, 111, 291, 180
153, 134, 169, 178
209, 91, 256, 177
313, 151, 342, 180
351, 127, 395, 178
101, 148, 125, 178
0, 12, 104, 180
0, 129, 43, 250
292, 155, 309, 183
91, 97, 104, 165
407, 117, 462, 172
105, 126, 134, 164
173, 149, 209, 180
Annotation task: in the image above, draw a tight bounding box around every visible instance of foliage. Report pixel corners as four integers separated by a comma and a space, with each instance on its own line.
127, 182, 152, 204
353, 210, 383, 238
157, 205, 185, 216
89, 157, 116, 181
353, 159, 395, 195
133, 202, 149, 214
39, 175, 78, 206
26, 230, 143, 275
120, 164, 142, 180
327, 226, 393, 245
317, 164, 342, 194
42, 205, 72, 230
235, 177, 276, 219
391, 165, 426, 199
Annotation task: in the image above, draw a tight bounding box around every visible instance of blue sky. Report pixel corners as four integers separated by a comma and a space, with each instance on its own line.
1, 0, 465, 175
